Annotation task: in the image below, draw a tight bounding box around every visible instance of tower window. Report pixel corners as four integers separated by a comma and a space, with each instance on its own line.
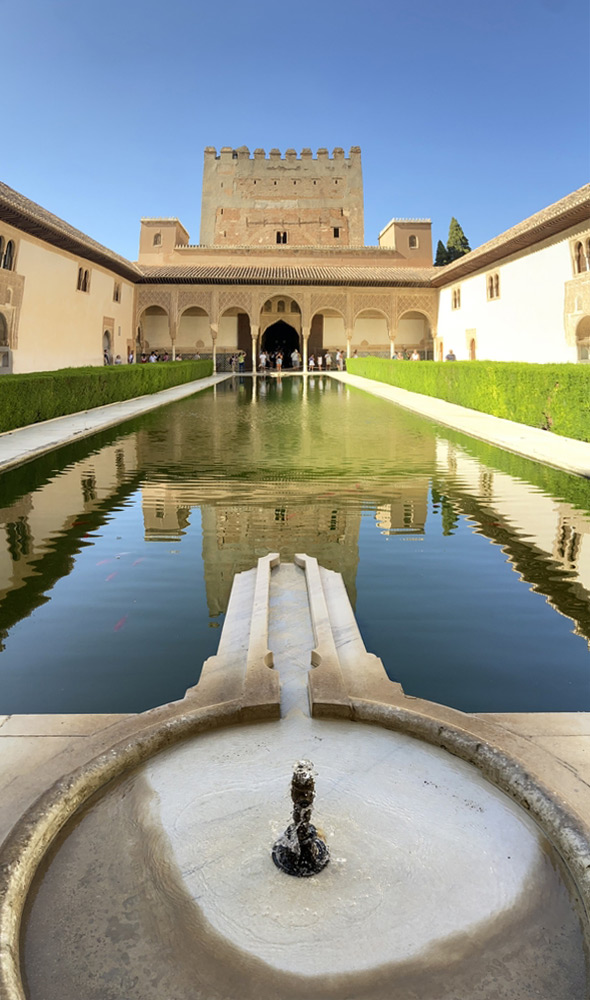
153, 233, 161, 246
333, 227, 340, 238
276, 231, 287, 244
409, 235, 418, 249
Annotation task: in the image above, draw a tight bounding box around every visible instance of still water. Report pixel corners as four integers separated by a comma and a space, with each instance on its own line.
1, 375, 590, 714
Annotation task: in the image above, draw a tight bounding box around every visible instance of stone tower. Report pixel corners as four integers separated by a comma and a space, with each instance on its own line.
199, 146, 364, 247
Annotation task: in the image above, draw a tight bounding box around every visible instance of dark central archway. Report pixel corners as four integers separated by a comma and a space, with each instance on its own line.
262, 321, 300, 367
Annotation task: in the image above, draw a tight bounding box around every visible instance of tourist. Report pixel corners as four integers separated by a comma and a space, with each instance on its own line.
238, 350, 246, 373
103, 349, 110, 366
140, 353, 148, 363
291, 348, 301, 369
309, 354, 316, 371
336, 350, 344, 371
352, 349, 358, 358
114, 354, 123, 364
411, 350, 420, 361
176, 353, 183, 360
396, 351, 405, 360
317, 354, 323, 371
259, 350, 267, 371
276, 351, 283, 372
162, 352, 169, 362
445, 349, 457, 361
127, 350, 134, 364
149, 351, 157, 362
325, 351, 332, 370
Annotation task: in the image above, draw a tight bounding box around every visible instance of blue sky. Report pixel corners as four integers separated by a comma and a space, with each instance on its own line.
3, 0, 588, 260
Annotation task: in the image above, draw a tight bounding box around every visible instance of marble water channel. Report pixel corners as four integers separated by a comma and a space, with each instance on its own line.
1, 373, 590, 716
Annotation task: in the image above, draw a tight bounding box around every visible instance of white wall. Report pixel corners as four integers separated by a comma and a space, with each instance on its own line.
437, 224, 587, 362
9, 226, 135, 372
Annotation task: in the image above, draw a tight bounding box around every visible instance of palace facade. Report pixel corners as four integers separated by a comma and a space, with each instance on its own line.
0, 147, 589, 374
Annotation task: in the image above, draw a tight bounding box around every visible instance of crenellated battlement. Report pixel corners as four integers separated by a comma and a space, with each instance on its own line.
204, 146, 361, 162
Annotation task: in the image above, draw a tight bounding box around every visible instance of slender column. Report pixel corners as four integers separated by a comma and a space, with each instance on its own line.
302, 326, 310, 371
210, 323, 218, 373
389, 327, 396, 359
170, 317, 177, 361
251, 324, 259, 373
346, 329, 353, 358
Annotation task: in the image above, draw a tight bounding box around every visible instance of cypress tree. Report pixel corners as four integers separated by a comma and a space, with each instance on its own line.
446, 217, 471, 262
434, 240, 449, 266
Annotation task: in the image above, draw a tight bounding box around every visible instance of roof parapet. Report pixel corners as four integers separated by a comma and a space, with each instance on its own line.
203, 146, 362, 161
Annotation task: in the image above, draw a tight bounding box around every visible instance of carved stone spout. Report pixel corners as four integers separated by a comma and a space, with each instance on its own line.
272, 759, 330, 877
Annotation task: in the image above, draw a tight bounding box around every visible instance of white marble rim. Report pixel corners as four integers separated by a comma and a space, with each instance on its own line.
0, 690, 589, 1000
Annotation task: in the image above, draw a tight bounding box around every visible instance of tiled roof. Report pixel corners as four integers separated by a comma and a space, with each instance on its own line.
138, 264, 437, 286
431, 184, 590, 286
0, 182, 142, 281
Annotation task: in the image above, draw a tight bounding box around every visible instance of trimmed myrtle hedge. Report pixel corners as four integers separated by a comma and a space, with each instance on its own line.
345, 358, 590, 443
0, 360, 213, 433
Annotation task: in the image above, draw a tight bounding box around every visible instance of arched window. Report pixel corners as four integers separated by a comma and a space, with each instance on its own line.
408, 235, 418, 249
3, 241, 14, 270
77, 267, 84, 290
575, 242, 587, 273
276, 231, 282, 244
263, 300, 272, 312
290, 301, 300, 313
469, 338, 476, 360
81, 269, 89, 292
0, 237, 4, 264
277, 300, 285, 313
487, 274, 499, 300
153, 233, 162, 247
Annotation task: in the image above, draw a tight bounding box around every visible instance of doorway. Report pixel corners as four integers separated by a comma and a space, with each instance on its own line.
262, 321, 300, 367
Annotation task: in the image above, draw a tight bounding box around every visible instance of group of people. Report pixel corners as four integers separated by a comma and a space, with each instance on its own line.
308, 350, 347, 371
229, 351, 247, 372
258, 348, 298, 371
258, 348, 350, 372
394, 349, 422, 361
138, 351, 189, 363
103, 349, 195, 365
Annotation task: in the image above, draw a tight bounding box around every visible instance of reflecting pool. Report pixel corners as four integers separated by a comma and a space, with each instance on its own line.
1, 374, 590, 714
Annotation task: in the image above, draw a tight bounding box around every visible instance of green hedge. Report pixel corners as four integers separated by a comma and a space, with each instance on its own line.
345, 358, 590, 442
0, 360, 213, 433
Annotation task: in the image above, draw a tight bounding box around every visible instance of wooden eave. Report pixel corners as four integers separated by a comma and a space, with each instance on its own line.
137, 264, 437, 287
431, 187, 590, 287
0, 183, 142, 282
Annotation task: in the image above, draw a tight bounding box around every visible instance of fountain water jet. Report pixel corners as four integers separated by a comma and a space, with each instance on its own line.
272, 759, 330, 877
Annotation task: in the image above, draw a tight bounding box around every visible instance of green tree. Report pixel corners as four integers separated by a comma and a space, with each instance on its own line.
446, 217, 471, 262
434, 239, 449, 266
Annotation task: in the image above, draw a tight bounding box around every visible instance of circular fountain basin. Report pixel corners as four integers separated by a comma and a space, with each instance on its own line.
23, 715, 587, 999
